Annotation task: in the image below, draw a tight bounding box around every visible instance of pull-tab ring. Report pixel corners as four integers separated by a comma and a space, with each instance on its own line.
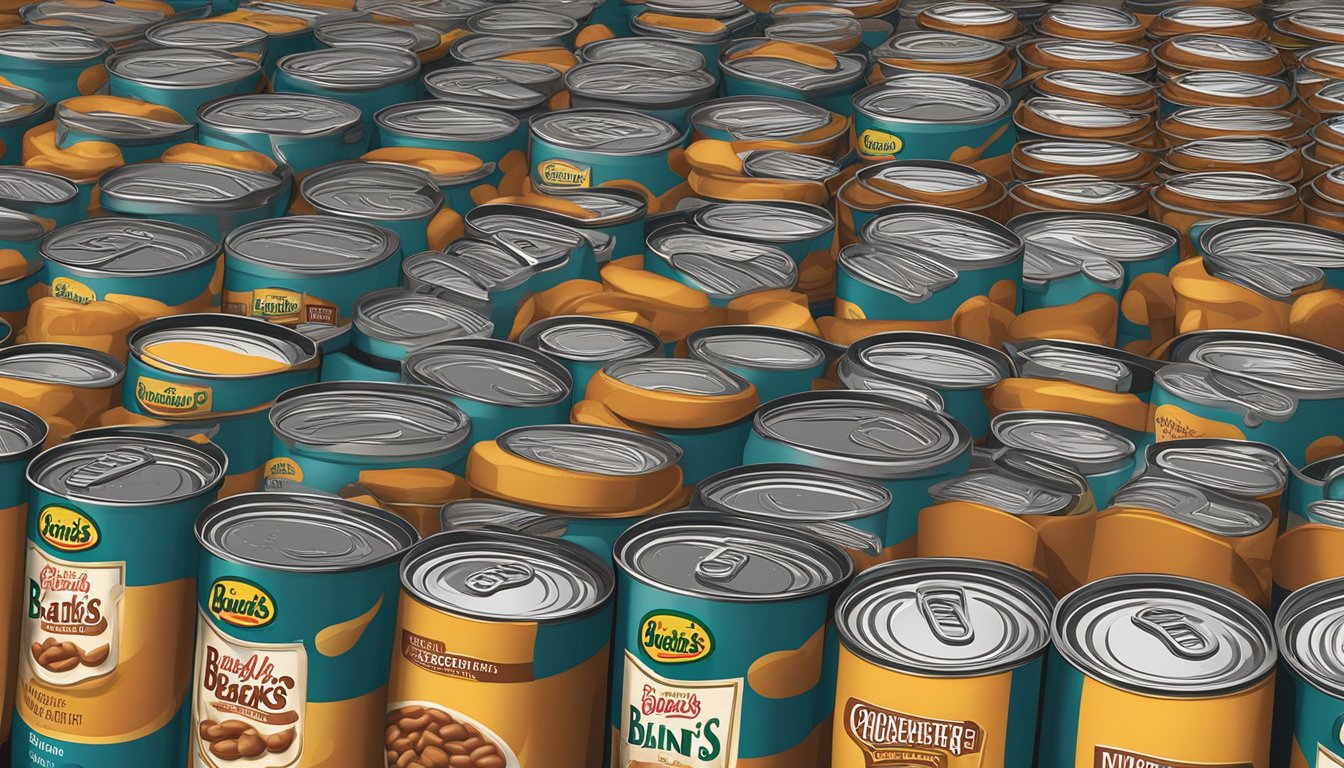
694, 545, 748, 584
1131, 604, 1217, 660
917, 582, 975, 646
464, 561, 536, 596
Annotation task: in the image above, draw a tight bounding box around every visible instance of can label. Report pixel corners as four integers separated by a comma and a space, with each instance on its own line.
399, 629, 535, 682
843, 698, 985, 767
262, 458, 304, 485
1151, 404, 1245, 443
223, 288, 338, 326
25, 543, 122, 686
617, 651, 743, 768
135, 376, 214, 417
536, 160, 592, 188
1320, 746, 1344, 768
50, 277, 97, 305
1093, 746, 1251, 768
857, 130, 904, 160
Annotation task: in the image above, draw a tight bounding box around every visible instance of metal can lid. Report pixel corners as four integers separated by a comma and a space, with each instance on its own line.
1011, 340, 1140, 393
1170, 331, 1344, 396
1157, 4, 1258, 28
1165, 32, 1278, 64
226, 215, 400, 274
565, 61, 716, 106
1278, 577, 1344, 699
20, 0, 164, 45
1021, 96, 1147, 131
197, 492, 417, 572
1168, 70, 1286, 100
1169, 105, 1299, 134
30, 431, 225, 504
1027, 37, 1149, 63
0, 403, 45, 460
0, 84, 44, 125
277, 46, 420, 90
1111, 476, 1271, 536
645, 0, 749, 19
720, 41, 866, 92
270, 381, 469, 458
578, 36, 706, 72
646, 225, 797, 299
530, 108, 684, 154
1037, 68, 1152, 98
1054, 574, 1275, 695
437, 238, 534, 289
448, 33, 563, 63
0, 168, 78, 210
690, 95, 835, 141
838, 558, 1054, 676
874, 30, 1006, 64
355, 0, 481, 29
1162, 170, 1296, 204
129, 314, 315, 376
764, 13, 864, 45
106, 47, 259, 87
845, 332, 1009, 390
465, 210, 587, 267
838, 243, 957, 303
498, 423, 681, 476
376, 100, 519, 143
1308, 500, 1344, 527
922, 0, 1018, 25
98, 163, 284, 212
1040, 3, 1140, 32
1155, 363, 1296, 421
301, 161, 442, 221
146, 19, 269, 50
861, 205, 1022, 268
616, 510, 851, 601
1200, 219, 1344, 274
741, 149, 843, 181
602, 356, 750, 397
403, 338, 571, 406
1282, 6, 1344, 36
1013, 212, 1176, 286
691, 200, 833, 243
0, 343, 123, 388
753, 390, 970, 479
0, 26, 109, 61
1145, 439, 1287, 499
315, 19, 441, 52
467, 4, 577, 38
517, 315, 660, 363
832, 360, 948, 413
399, 251, 487, 306
53, 100, 191, 147
540, 187, 646, 223
40, 218, 218, 274
198, 93, 362, 137
857, 160, 989, 195
687, 325, 828, 373
991, 410, 1135, 475
440, 497, 558, 534
502, 0, 598, 22
402, 529, 612, 621
932, 448, 1088, 516
353, 287, 494, 347
1017, 139, 1144, 168
1016, 175, 1147, 205
698, 462, 891, 522
423, 66, 548, 112
855, 74, 1010, 124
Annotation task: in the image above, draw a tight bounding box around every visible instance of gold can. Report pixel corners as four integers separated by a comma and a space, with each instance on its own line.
1009, 175, 1152, 217
1150, 171, 1302, 257
1145, 5, 1269, 41
1029, 68, 1157, 113
1017, 37, 1155, 78
916, 1, 1026, 41
1035, 4, 1146, 44
1011, 140, 1158, 181
1013, 97, 1156, 146
1159, 137, 1303, 184
1152, 33, 1286, 79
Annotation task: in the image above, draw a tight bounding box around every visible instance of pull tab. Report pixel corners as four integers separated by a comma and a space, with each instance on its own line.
917, 583, 975, 646
463, 561, 536, 596
802, 522, 883, 557
694, 545, 749, 584
1131, 605, 1217, 660
66, 447, 154, 489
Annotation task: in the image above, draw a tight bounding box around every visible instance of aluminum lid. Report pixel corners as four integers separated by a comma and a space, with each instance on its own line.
0, 403, 45, 461
690, 95, 835, 141
1168, 70, 1286, 101
440, 497, 557, 533
277, 46, 420, 90
30, 432, 225, 504
697, 463, 891, 522
1111, 476, 1271, 536
646, 225, 797, 299
466, 4, 577, 39
855, 74, 1010, 124
0, 27, 109, 61
1169, 332, 1344, 396
403, 338, 571, 406
838, 557, 1054, 675
615, 510, 851, 601
1012, 212, 1176, 268
198, 94, 363, 137
436, 238, 534, 289
753, 390, 971, 479
197, 492, 418, 572
226, 215, 400, 274
602, 357, 750, 397
353, 287, 494, 347
375, 101, 520, 143
270, 381, 470, 458
1011, 340, 1149, 393
1163, 33, 1278, 65
530, 108, 684, 154
1308, 500, 1344, 526
845, 332, 1009, 390
720, 42, 865, 92
0, 168, 78, 211
1145, 439, 1287, 499
1037, 69, 1153, 98
1054, 574, 1275, 695
106, 47, 260, 87
423, 66, 548, 113
1168, 106, 1299, 134
578, 36, 706, 72
691, 200, 833, 243
517, 315, 659, 363
53, 100, 191, 147
1199, 220, 1344, 273
1021, 96, 1147, 131
930, 448, 1087, 516
402, 529, 612, 622
1017, 140, 1145, 169
315, 19, 441, 52
0, 343, 124, 387
20, 0, 165, 45
497, 423, 682, 476
146, 19, 269, 51
0, 84, 44, 125
565, 62, 717, 106
98, 163, 284, 212
861, 205, 1022, 268
765, 13, 863, 46
874, 30, 1006, 64
1279, 578, 1344, 699
687, 325, 827, 372
1162, 171, 1296, 204
301, 161, 442, 221
741, 150, 842, 181
990, 410, 1136, 475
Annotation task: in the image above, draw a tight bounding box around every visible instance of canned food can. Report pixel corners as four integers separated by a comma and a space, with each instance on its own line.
690, 95, 849, 158
402, 338, 573, 447
833, 557, 1054, 768
1160, 70, 1294, 116
355, 0, 478, 32
313, 19, 447, 66
273, 47, 421, 129
627, 11, 732, 75
438, 497, 627, 562
446, 34, 577, 74
97, 162, 291, 241
1036, 3, 1145, 43
263, 380, 471, 501
389, 529, 612, 768
717, 38, 866, 115
145, 18, 270, 62
422, 65, 550, 119
917, 1, 1025, 40
0, 404, 44, 748
837, 159, 1007, 252
490, 187, 649, 262
1161, 137, 1303, 183
578, 36, 707, 71
467, 3, 579, 44
564, 61, 718, 130
374, 101, 528, 205
1028, 68, 1158, 113
993, 337, 1162, 433
320, 287, 494, 383
642, 221, 799, 314
1295, 44, 1344, 103
610, 511, 853, 768
1013, 97, 1155, 147
1038, 574, 1276, 768
687, 199, 836, 306
744, 389, 973, 555
870, 31, 1017, 87
0, 168, 81, 235
106, 48, 263, 123
1017, 37, 1154, 78
764, 12, 865, 53
19, 0, 166, 51
197, 94, 368, 177
1011, 140, 1158, 182
398, 245, 528, 341
837, 331, 1011, 440
223, 215, 403, 351
0, 84, 47, 167
1011, 210, 1181, 352
298, 161, 445, 255
191, 493, 417, 768
1150, 172, 1302, 258
1136, 438, 1290, 520
529, 108, 690, 213
989, 409, 1140, 507
1159, 106, 1311, 149
1275, 578, 1344, 767
0, 343, 122, 443
1274, 6, 1344, 46
1146, 5, 1267, 41
0, 27, 109, 103
685, 324, 834, 404
1154, 33, 1285, 78
14, 430, 226, 767
208, 9, 314, 73
47, 94, 193, 163
1009, 176, 1152, 218
517, 315, 662, 402
464, 205, 600, 288
852, 74, 1015, 164
1152, 330, 1344, 465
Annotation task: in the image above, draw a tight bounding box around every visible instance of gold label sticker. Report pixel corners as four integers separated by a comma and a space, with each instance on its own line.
135, 376, 213, 417
50, 276, 97, 305
537, 159, 592, 188
858, 129, 903, 159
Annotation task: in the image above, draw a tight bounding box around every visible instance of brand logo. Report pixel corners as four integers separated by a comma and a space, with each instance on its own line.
250, 289, 303, 321
135, 376, 213, 416
844, 698, 984, 767
639, 611, 713, 664
50, 276, 97, 305
537, 160, 592, 188
263, 457, 303, 483
38, 506, 99, 552
858, 129, 903, 158
1093, 746, 1252, 768
209, 578, 276, 628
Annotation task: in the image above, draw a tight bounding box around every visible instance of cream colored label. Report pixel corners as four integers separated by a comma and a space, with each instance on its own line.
617, 651, 742, 768
262, 458, 303, 485
194, 615, 306, 768
1320, 746, 1344, 768
50, 276, 97, 305
23, 544, 123, 687
537, 159, 592, 188
858, 129, 904, 159
135, 375, 215, 417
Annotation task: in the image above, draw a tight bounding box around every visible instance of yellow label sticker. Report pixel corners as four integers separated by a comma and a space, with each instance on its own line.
537, 159, 592, 188
135, 376, 214, 417
263, 457, 303, 483
639, 611, 713, 664
38, 506, 99, 552
248, 288, 304, 323
858, 129, 903, 159
50, 276, 97, 305
208, 577, 276, 628
1152, 404, 1245, 443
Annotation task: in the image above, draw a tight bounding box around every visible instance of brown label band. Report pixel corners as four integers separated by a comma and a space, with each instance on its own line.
400, 630, 534, 683
843, 697, 983, 768
1094, 746, 1254, 768
211, 700, 300, 726
41, 617, 108, 635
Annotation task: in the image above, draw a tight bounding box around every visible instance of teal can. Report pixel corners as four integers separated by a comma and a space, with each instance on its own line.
989, 410, 1141, 508
144, 18, 271, 63
0, 207, 53, 287
0, 28, 110, 104
609, 511, 852, 768
837, 204, 1024, 322
106, 48, 263, 124
196, 93, 368, 176
564, 61, 718, 130
0, 84, 47, 166
402, 338, 573, 448
529, 108, 688, 209
263, 380, 471, 495
517, 314, 662, 403
273, 47, 422, 130
399, 245, 528, 341
464, 205, 601, 287
13, 429, 226, 768
0, 262, 42, 333
0, 404, 42, 755
717, 37, 867, 115
688, 199, 835, 279
1276, 578, 1344, 768
320, 287, 494, 382
686, 324, 835, 404
852, 73, 1015, 163
743, 390, 974, 558
423, 62, 552, 119
53, 97, 195, 165
543, 187, 649, 261
439, 497, 637, 564
300, 160, 444, 256
374, 100, 527, 195
0, 168, 84, 231
96, 162, 292, 241
644, 223, 799, 308
190, 493, 417, 768
1152, 330, 1344, 466
1289, 453, 1344, 524
18, 0, 168, 52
